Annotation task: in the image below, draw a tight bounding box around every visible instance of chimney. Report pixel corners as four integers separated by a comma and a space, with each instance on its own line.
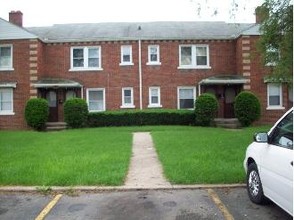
9, 11, 23, 27
255, 6, 268, 24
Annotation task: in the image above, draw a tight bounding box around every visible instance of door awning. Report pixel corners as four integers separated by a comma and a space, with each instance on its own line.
33, 79, 82, 88
199, 75, 249, 85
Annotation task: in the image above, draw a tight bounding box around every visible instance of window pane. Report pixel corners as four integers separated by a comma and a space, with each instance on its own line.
269, 96, 280, 105
122, 46, 131, 63
181, 47, 192, 65
151, 96, 159, 104
268, 84, 281, 106
180, 99, 194, 109
196, 47, 207, 65
179, 89, 193, 99
73, 48, 84, 67
88, 58, 99, 67
0, 46, 12, 68
124, 90, 131, 97
269, 84, 280, 96
0, 89, 12, 111
88, 90, 104, 111
88, 48, 99, 58
0, 47, 11, 56
150, 54, 158, 62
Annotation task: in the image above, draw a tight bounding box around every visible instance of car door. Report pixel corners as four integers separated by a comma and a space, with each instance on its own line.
259, 110, 293, 215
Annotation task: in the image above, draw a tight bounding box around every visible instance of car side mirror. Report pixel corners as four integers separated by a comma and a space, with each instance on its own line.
254, 132, 268, 143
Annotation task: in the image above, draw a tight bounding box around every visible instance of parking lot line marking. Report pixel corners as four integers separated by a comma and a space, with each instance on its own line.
35, 194, 62, 220
207, 189, 234, 220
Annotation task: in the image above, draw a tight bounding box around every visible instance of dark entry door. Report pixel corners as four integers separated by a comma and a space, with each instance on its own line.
46, 90, 58, 122
224, 87, 236, 118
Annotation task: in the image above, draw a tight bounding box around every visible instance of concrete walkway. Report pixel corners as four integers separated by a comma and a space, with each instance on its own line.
124, 132, 172, 189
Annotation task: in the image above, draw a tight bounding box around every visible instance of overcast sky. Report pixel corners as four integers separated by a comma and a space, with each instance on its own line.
1, 0, 264, 27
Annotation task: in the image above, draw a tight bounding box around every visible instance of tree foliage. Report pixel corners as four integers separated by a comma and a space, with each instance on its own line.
257, 0, 293, 84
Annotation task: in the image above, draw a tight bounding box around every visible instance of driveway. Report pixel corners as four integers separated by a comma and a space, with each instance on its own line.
0, 188, 292, 220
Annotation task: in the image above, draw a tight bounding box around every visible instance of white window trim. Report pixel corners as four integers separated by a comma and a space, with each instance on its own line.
70, 46, 103, 71
0, 88, 15, 115
148, 87, 162, 108
178, 45, 211, 70
86, 88, 106, 112
267, 83, 285, 110
120, 45, 134, 66
0, 44, 14, 71
177, 86, 196, 110
121, 87, 135, 109
146, 45, 161, 65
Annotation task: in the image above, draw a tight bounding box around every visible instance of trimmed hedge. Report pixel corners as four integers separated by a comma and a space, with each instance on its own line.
64, 98, 88, 128
195, 93, 219, 126
88, 109, 195, 127
234, 91, 261, 127
25, 98, 49, 131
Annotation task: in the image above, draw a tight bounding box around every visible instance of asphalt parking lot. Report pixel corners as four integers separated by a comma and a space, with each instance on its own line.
0, 187, 292, 220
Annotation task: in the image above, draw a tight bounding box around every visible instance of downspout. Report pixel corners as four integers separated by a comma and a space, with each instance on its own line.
138, 39, 143, 110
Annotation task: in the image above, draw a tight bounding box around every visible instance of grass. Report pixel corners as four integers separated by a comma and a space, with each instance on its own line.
0, 125, 270, 186
151, 126, 271, 184
0, 128, 133, 186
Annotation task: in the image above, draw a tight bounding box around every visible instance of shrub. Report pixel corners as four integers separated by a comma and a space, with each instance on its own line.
194, 93, 218, 126
25, 98, 49, 131
234, 91, 261, 127
87, 109, 195, 127
64, 98, 88, 128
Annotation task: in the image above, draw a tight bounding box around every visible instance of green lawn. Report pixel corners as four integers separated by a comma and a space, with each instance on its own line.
0, 128, 133, 186
151, 126, 270, 184
0, 126, 270, 186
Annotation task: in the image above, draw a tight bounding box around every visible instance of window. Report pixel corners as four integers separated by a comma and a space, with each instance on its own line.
177, 87, 196, 109
147, 45, 161, 65
148, 87, 161, 108
87, 88, 105, 112
121, 87, 135, 108
70, 46, 102, 70
120, 45, 133, 65
66, 90, 76, 100
267, 83, 284, 109
269, 110, 293, 149
265, 46, 279, 66
0, 88, 14, 115
0, 45, 13, 70
179, 45, 210, 69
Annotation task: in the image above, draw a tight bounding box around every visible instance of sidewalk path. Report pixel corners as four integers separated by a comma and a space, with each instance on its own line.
124, 132, 172, 189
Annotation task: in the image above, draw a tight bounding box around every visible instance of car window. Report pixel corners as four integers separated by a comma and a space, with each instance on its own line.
269, 111, 293, 149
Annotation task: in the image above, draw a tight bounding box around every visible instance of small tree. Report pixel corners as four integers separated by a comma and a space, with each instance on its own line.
234, 91, 261, 127
25, 98, 49, 131
195, 93, 218, 126
64, 98, 88, 128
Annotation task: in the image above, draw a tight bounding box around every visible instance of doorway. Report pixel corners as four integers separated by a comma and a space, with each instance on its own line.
46, 90, 58, 122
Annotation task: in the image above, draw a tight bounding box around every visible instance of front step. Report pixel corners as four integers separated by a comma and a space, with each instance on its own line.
45, 122, 67, 131
213, 118, 241, 129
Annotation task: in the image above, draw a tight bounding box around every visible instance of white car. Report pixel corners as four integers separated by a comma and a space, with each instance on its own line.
244, 107, 293, 216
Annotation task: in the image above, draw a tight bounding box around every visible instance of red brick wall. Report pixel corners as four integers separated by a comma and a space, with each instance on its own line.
1, 36, 291, 129
0, 39, 32, 130
238, 36, 291, 124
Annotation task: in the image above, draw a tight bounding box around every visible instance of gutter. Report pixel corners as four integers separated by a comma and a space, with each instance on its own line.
138, 39, 143, 110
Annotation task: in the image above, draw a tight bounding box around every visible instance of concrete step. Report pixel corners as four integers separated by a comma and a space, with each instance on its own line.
213, 118, 241, 129
45, 122, 67, 131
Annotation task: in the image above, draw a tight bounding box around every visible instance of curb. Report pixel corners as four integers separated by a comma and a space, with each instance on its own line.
0, 184, 246, 193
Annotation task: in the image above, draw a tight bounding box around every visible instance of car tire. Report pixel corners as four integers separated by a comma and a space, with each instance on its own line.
246, 163, 268, 204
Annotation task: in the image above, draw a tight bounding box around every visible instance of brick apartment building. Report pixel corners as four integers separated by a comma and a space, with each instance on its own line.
0, 11, 292, 129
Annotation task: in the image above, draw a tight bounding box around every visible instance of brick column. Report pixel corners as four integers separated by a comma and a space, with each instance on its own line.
241, 36, 251, 90
29, 39, 38, 98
